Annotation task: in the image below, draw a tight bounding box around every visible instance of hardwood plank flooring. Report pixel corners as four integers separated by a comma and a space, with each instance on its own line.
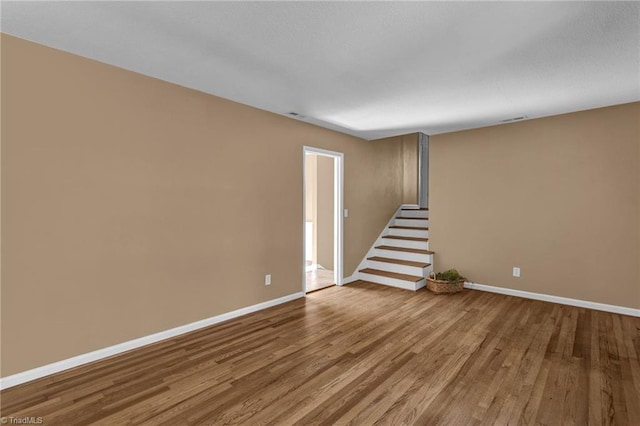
305, 268, 335, 293
1, 281, 639, 425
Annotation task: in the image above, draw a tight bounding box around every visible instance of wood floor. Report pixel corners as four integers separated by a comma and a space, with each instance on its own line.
2, 281, 639, 425
305, 268, 335, 293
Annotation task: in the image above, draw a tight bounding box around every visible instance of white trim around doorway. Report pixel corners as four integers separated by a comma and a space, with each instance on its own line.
302, 146, 344, 294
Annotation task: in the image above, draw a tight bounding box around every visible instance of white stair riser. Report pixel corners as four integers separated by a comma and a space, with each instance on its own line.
395, 218, 428, 227
375, 248, 433, 263
424, 264, 434, 278
388, 228, 429, 238
381, 238, 429, 250
398, 210, 429, 218
359, 273, 425, 291
367, 260, 427, 276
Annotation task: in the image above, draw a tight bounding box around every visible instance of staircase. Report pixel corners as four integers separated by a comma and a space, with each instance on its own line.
358, 206, 433, 291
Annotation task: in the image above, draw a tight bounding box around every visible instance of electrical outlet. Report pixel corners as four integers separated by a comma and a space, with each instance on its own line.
344, 209, 349, 217
265, 274, 271, 285
512, 267, 521, 278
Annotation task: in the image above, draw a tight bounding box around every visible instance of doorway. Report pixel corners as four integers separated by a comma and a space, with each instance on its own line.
302, 147, 343, 293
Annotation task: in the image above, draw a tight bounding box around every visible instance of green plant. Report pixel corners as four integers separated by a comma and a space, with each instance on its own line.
431, 269, 466, 282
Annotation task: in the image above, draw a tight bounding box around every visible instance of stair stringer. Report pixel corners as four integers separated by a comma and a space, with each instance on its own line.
349, 204, 431, 290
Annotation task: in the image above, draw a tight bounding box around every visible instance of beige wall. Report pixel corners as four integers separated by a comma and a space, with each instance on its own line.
316, 156, 334, 270
430, 102, 640, 309
1, 35, 409, 375
303, 154, 334, 270
374, 133, 418, 205
305, 156, 317, 223
304, 155, 317, 264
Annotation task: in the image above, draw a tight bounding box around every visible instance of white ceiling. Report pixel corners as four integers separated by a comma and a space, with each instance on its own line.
2, 1, 639, 140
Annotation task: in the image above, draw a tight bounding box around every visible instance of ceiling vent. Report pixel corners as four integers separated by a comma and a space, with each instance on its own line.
287, 112, 306, 119
500, 115, 528, 123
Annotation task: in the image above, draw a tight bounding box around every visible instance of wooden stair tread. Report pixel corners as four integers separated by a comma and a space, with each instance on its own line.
359, 268, 424, 282
367, 257, 431, 268
395, 217, 428, 220
389, 226, 429, 230
401, 207, 428, 210
382, 235, 428, 242
375, 245, 434, 255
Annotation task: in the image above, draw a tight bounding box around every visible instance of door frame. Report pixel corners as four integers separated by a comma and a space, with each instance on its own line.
302, 146, 344, 293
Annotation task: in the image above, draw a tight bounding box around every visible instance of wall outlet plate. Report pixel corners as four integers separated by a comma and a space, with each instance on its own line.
513, 267, 521, 278
265, 274, 271, 285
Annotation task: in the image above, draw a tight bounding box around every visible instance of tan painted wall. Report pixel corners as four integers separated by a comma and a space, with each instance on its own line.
305, 156, 316, 223
304, 155, 317, 264
374, 133, 418, 205
316, 156, 334, 270
430, 102, 640, 309
0, 35, 408, 375
303, 153, 333, 269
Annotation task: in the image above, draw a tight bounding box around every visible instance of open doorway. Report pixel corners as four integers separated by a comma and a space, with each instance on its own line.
302, 147, 343, 294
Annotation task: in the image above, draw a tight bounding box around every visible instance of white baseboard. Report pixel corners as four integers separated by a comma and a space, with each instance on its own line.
0, 291, 305, 390
464, 282, 640, 317
341, 273, 360, 285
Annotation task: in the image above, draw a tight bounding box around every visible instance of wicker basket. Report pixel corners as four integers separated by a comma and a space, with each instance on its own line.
426, 278, 464, 294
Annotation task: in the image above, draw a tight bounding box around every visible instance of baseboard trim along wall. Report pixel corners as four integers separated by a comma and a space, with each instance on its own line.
341, 274, 360, 285
0, 291, 305, 390
464, 282, 640, 317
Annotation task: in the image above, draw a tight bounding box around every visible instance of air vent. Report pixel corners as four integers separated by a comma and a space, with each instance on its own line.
500, 115, 527, 123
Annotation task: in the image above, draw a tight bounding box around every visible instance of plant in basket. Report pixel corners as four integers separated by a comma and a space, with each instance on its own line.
426, 269, 467, 294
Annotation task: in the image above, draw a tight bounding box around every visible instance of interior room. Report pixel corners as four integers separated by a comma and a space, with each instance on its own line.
1, 2, 638, 424
304, 151, 336, 293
